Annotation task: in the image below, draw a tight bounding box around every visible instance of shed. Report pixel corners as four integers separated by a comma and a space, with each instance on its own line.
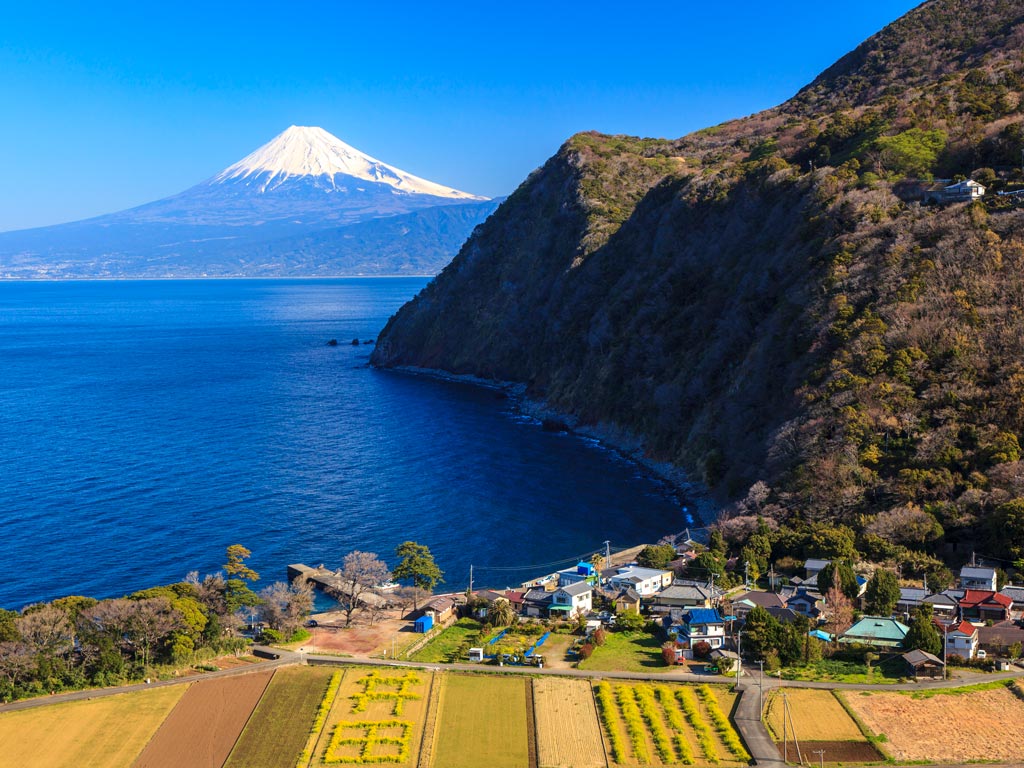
901, 649, 944, 679
414, 614, 434, 633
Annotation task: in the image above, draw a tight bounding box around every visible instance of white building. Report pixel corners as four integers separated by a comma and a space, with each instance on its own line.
607, 566, 673, 596
959, 566, 997, 591
942, 620, 980, 660
550, 581, 592, 617
677, 608, 726, 650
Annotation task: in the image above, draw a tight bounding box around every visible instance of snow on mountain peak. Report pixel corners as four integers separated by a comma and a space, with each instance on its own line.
213, 126, 484, 199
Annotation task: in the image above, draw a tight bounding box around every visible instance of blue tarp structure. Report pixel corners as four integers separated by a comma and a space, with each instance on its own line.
524, 632, 551, 658
487, 629, 507, 646
414, 615, 433, 633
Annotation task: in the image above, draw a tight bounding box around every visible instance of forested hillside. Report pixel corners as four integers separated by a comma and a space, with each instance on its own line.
373, 0, 1024, 576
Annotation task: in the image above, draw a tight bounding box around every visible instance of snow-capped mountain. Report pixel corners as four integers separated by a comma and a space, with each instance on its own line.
214, 125, 482, 199
0, 126, 497, 278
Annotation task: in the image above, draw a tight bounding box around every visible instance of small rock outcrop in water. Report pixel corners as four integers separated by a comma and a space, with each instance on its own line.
326, 339, 338, 346
351, 339, 360, 346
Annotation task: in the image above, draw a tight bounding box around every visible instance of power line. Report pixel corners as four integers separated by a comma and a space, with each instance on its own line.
468, 543, 635, 574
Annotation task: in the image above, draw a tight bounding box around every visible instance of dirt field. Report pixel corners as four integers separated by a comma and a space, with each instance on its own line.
132, 670, 273, 768
765, 688, 866, 742
433, 674, 531, 768
304, 615, 411, 656
224, 666, 335, 768
0, 685, 186, 768
312, 666, 432, 766
533, 677, 605, 768
792, 741, 882, 763
841, 684, 1024, 762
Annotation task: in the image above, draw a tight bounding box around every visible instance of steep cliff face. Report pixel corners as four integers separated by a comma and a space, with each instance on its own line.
374, 0, 1024, 564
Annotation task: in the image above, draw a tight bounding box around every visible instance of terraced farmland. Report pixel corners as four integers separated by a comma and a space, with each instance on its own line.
133, 670, 273, 768
594, 681, 749, 767
224, 666, 337, 768
433, 673, 531, 768
764, 688, 880, 765
533, 677, 605, 768
305, 666, 433, 767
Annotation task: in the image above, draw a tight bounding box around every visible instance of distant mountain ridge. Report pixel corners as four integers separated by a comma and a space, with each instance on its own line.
0, 126, 493, 277
374, 0, 1024, 568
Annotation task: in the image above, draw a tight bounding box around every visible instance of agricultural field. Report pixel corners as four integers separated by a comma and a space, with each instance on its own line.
0, 685, 186, 768
594, 681, 750, 767
409, 618, 484, 663
224, 666, 336, 768
764, 688, 880, 764
133, 670, 273, 768
533, 677, 606, 768
302, 666, 433, 766
840, 682, 1024, 763
433, 673, 531, 768
576, 630, 668, 673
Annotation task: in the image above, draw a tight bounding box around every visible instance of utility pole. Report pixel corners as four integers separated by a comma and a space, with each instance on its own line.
813, 749, 825, 768
604, 540, 611, 563
758, 660, 764, 721
736, 630, 743, 686
744, 561, 750, 590
469, 564, 473, 595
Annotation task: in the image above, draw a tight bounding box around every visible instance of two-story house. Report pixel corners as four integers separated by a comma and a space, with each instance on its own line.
676, 608, 726, 651
549, 581, 592, 617
940, 620, 980, 659
959, 566, 998, 591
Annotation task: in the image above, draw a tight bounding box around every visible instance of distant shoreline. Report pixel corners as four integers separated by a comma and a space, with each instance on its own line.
0, 274, 436, 283
382, 364, 715, 532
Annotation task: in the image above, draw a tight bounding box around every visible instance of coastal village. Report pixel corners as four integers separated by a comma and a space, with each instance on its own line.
290, 539, 1024, 676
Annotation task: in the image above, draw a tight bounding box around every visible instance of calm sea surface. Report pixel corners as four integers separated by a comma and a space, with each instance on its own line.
0, 279, 686, 609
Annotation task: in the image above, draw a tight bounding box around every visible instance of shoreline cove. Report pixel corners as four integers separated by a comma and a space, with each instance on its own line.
381, 364, 716, 533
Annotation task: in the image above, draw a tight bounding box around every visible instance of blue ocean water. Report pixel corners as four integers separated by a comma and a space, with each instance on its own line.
0, 279, 686, 610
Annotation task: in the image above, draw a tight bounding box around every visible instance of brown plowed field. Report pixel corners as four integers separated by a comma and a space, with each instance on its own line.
132, 670, 273, 768
794, 740, 882, 763
841, 685, 1024, 763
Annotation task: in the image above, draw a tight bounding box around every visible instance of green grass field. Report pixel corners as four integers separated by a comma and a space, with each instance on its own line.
780, 657, 904, 684
433, 674, 531, 768
224, 666, 336, 768
577, 630, 669, 673
410, 618, 484, 663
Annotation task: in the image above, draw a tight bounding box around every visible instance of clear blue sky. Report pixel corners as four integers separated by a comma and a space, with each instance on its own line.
0, 1, 921, 232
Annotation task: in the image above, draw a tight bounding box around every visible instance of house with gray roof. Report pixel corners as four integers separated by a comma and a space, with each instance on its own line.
959, 566, 997, 591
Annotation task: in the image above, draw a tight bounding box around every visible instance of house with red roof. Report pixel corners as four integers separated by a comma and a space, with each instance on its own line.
938, 620, 980, 659
958, 590, 1012, 623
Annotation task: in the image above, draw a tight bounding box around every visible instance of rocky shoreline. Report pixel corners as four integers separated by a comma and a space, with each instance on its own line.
381, 364, 716, 532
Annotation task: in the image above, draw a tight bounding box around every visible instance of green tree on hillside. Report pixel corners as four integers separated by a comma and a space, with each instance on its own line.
864, 569, 901, 616
818, 561, 860, 601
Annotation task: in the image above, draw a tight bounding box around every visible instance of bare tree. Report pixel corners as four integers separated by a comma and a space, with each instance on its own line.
331, 551, 390, 627
259, 579, 314, 637
127, 598, 184, 669
16, 605, 74, 668
825, 586, 854, 636
0, 642, 33, 693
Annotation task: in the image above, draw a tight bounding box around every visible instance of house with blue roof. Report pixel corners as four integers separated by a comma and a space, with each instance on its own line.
675, 608, 726, 651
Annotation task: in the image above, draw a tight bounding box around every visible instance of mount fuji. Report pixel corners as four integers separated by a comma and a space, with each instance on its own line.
0, 126, 500, 278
